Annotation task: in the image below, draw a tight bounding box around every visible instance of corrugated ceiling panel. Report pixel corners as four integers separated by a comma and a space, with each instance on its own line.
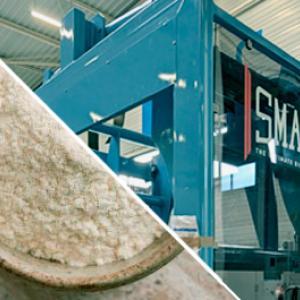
215, 0, 300, 60
0, 28, 57, 58
1, 0, 299, 91
0, 0, 141, 89
92, 0, 140, 18
215, 0, 246, 14
238, 0, 300, 60
0, 0, 62, 38
9, 64, 43, 88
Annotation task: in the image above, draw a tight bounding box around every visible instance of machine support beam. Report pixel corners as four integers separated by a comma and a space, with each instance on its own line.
0, 16, 59, 47
37, 0, 180, 133
173, 0, 214, 267
198, 0, 214, 268
214, 6, 300, 75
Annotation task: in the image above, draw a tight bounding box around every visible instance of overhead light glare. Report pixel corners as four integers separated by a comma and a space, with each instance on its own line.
119, 175, 152, 189
268, 139, 277, 164
213, 126, 228, 136
214, 161, 238, 178
31, 10, 61, 28
133, 150, 160, 164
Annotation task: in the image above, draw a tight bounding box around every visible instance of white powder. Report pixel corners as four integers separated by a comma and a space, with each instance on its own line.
0, 251, 237, 300
0, 63, 163, 267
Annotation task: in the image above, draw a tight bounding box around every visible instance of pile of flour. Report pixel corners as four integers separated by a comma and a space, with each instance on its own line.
0, 62, 163, 267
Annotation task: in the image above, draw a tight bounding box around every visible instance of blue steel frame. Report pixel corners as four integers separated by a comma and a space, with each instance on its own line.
90, 122, 173, 223
37, 0, 300, 269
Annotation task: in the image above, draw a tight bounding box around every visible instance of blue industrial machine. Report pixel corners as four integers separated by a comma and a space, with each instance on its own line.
37, 0, 300, 298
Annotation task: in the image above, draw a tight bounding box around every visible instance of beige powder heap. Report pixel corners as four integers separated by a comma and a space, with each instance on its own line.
0, 62, 163, 267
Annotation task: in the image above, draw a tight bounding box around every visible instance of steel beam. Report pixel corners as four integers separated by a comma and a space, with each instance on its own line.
173, 0, 214, 268
37, 0, 180, 133
0, 16, 59, 48
2, 58, 59, 68
214, 6, 300, 75
233, 0, 265, 17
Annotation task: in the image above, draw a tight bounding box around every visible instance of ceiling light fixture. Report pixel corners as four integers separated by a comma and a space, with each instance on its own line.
31, 10, 61, 28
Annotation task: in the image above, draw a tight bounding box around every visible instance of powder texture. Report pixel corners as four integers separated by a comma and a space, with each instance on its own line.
0, 251, 236, 300
0, 63, 163, 267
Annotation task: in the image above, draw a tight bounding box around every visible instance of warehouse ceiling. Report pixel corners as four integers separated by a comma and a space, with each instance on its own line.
0, 0, 142, 89
0, 0, 299, 90
219, 0, 300, 60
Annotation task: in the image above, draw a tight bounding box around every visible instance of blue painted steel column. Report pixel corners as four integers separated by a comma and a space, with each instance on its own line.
60, 8, 86, 68
173, 0, 214, 267
142, 102, 153, 136
43, 68, 54, 84
199, 0, 214, 267
107, 137, 120, 172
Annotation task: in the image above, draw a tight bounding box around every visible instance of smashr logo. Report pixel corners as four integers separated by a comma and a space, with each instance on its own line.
244, 65, 300, 160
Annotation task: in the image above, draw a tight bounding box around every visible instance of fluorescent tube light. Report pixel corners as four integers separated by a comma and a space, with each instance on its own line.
31, 10, 61, 28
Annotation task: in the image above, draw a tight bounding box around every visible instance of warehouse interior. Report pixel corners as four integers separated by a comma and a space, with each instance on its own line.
0, 0, 299, 90
1, 0, 299, 155
0, 0, 300, 299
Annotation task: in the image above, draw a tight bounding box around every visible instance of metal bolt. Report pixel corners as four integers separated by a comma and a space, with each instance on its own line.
245, 39, 253, 50
151, 164, 158, 177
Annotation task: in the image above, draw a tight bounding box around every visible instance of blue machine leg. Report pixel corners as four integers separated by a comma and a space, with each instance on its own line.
173, 0, 214, 267
198, 0, 214, 268
107, 136, 120, 172
142, 101, 153, 137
